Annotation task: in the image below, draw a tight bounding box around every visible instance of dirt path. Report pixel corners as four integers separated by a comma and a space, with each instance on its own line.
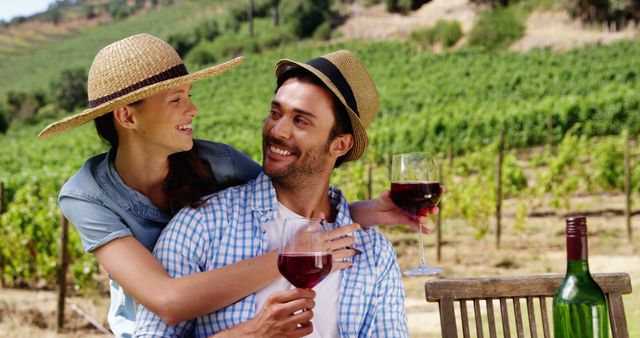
337, 1, 639, 51
336, 0, 479, 41
0, 288, 110, 337
511, 10, 639, 51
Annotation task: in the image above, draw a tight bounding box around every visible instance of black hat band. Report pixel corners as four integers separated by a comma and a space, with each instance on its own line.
89, 63, 188, 108
306, 57, 359, 117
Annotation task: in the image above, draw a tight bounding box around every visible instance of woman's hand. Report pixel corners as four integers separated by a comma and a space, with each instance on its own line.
349, 186, 445, 234
213, 288, 316, 338
320, 223, 360, 271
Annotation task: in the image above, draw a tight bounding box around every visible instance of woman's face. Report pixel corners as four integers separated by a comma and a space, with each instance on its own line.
128, 84, 197, 155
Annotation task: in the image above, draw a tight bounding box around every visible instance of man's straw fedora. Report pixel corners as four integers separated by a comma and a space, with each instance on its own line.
275, 50, 379, 162
37, 33, 243, 139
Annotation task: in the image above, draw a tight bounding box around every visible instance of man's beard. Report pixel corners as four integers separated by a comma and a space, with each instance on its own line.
262, 135, 332, 187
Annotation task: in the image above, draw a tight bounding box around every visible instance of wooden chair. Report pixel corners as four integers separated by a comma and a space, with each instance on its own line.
424, 273, 632, 338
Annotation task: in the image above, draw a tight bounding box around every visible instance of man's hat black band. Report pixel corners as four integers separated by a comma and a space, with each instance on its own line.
306, 57, 359, 117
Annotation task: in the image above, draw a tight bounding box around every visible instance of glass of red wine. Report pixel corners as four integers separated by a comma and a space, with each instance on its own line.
391, 152, 443, 276
278, 217, 333, 289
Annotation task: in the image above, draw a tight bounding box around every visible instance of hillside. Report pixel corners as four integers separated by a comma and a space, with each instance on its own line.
338, 0, 639, 49
0, 0, 167, 58
0, 0, 223, 98
2, 0, 639, 100
337, 0, 478, 40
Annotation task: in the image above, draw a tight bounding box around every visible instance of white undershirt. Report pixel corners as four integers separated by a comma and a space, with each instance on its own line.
254, 203, 340, 338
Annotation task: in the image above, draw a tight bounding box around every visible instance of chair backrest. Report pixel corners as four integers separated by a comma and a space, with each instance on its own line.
424, 272, 632, 338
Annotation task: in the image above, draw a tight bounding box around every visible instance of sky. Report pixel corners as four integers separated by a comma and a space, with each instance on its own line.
0, 0, 53, 22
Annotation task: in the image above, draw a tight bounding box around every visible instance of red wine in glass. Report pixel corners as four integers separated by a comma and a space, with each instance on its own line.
279, 217, 333, 289
391, 152, 443, 276
277, 252, 332, 289
390, 181, 442, 218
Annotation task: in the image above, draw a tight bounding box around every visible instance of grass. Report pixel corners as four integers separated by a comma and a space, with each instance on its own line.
0, 34, 32, 48
0, 23, 78, 59
467, 5, 525, 49
525, 0, 559, 12
626, 287, 640, 336
0, 0, 219, 98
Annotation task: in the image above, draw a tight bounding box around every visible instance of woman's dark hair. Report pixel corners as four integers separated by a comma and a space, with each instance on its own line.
95, 112, 119, 150
276, 66, 354, 168
94, 108, 219, 211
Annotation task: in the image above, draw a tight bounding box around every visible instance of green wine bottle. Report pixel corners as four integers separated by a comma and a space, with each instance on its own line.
553, 216, 609, 338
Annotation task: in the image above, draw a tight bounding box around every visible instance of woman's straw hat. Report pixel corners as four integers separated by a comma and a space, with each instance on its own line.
37, 33, 243, 139
275, 50, 378, 162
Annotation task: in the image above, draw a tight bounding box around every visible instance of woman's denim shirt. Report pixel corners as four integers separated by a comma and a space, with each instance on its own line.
58, 140, 261, 337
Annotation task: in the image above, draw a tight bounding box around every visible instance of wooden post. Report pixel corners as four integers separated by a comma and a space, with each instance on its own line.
366, 163, 373, 200
68, 303, 112, 335
624, 136, 632, 242
496, 130, 505, 249
57, 214, 69, 331
0, 181, 4, 287
0, 181, 4, 213
272, 0, 280, 26
248, 0, 254, 37
437, 160, 443, 262
547, 111, 553, 152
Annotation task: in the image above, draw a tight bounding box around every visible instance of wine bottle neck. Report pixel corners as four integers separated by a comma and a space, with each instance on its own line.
566, 233, 588, 260
566, 259, 591, 276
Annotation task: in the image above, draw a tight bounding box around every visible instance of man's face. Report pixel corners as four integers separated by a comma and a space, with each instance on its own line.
262, 78, 341, 184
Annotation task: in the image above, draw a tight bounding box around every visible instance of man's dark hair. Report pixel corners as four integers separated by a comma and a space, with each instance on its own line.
276, 65, 354, 168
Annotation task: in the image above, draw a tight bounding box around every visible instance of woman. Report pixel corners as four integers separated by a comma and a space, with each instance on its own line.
37, 34, 427, 337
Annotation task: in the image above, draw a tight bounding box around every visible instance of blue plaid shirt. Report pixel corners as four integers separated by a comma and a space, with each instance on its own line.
135, 172, 408, 337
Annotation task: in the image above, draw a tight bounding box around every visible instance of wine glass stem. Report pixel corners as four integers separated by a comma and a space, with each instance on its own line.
417, 225, 427, 267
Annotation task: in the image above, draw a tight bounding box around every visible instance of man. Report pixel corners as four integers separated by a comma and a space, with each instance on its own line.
135, 50, 408, 337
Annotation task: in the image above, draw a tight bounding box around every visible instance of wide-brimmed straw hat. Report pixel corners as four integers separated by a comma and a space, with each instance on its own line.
37, 33, 244, 139
275, 50, 379, 163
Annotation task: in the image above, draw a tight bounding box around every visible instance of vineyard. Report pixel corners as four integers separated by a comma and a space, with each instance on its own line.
1, 34, 639, 294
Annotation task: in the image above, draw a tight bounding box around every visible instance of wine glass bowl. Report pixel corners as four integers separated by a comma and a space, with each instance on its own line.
390, 181, 442, 218
277, 218, 332, 289
390, 152, 443, 276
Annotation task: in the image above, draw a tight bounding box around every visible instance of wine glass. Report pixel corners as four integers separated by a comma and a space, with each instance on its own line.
390, 152, 443, 276
277, 217, 333, 289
